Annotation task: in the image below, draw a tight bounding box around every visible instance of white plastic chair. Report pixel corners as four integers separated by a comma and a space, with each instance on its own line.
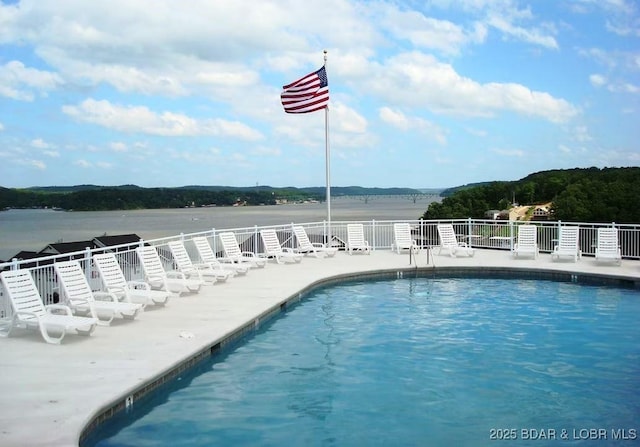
192, 236, 248, 276
513, 225, 539, 259
392, 223, 418, 254
137, 245, 202, 294
54, 260, 143, 326
551, 226, 581, 262
259, 229, 302, 264
218, 232, 266, 268
0, 269, 97, 344
346, 224, 371, 255
436, 224, 474, 257
93, 252, 172, 307
292, 226, 337, 258
595, 228, 621, 265
168, 240, 231, 284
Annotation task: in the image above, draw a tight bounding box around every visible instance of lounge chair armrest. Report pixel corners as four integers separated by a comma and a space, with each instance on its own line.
107, 285, 127, 295
44, 304, 73, 316
240, 251, 257, 258
127, 280, 151, 291
93, 291, 119, 302
193, 262, 212, 270
166, 271, 187, 280
282, 248, 296, 254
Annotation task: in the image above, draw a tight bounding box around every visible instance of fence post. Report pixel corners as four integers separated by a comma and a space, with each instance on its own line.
254, 225, 259, 253
372, 220, 376, 251
509, 221, 514, 251
467, 217, 472, 246
211, 228, 217, 253
83, 247, 92, 282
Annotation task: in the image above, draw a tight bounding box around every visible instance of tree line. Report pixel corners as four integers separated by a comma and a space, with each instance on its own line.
422, 167, 640, 223
0, 186, 320, 211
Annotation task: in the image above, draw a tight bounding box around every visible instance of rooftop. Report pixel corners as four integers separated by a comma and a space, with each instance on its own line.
1, 248, 639, 446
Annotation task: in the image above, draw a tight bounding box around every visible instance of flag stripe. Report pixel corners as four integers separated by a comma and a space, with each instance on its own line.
281, 66, 329, 114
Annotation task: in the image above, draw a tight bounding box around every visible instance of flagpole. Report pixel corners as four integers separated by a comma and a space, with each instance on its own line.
323, 50, 332, 248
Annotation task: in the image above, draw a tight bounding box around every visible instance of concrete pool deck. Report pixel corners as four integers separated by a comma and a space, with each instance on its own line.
1, 248, 639, 447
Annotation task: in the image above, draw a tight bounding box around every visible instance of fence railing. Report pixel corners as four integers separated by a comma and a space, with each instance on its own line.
1, 219, 638, 319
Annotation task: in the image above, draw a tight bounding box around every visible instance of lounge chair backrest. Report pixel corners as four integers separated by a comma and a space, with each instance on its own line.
54, 260, 95, 307
293, 226, 313, 250
517, 225, 537, 246
260, 230, 284, 255
558, 226, 579, 250
597, 228, 618, 253
136, 246, 167, 278
347, 224, 367, 247
167, 241, 196, 271
193, 236, 216, 263
393, 223, 414, 251
437, 224, 459, 248
219, 232, 242, 258
93, 253, 128, 291
0, 269, 46, 320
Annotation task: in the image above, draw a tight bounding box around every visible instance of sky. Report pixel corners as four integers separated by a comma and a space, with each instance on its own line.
0, 0, 638, 190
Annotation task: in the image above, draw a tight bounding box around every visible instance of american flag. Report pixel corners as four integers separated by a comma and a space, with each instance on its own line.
281, 66, 329, 114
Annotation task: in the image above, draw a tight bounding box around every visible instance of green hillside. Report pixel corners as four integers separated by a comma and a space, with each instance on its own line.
422, 167, 640, 223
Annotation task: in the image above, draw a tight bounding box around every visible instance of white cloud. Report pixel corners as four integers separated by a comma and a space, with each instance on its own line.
590, 74, 607, 87
380, 6, 486, 55
558, 144, 572, 153
379, 107, 447, 144
486, 14, 558, 49
364, 52, 578, 123
490, 148, 525, 157
74, 159, 92, 168
573, 125, 592, 142
62, 98, 264, 140
43, 150, 59, 158
110, 142, 128, 152
31, 138, 50, 149
0, 61, 64, 101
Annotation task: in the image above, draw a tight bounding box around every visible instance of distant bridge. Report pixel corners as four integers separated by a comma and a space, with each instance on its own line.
332, 194, 441, 204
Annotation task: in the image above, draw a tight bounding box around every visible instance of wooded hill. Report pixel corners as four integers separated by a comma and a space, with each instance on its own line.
422, 167, 640, 223
0, 185, 422, 211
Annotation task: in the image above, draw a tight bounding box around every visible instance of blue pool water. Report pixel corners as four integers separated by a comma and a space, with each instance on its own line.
86, 277, 640, 446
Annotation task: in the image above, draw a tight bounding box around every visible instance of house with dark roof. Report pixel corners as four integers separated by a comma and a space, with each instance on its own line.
39, 240, 98, 257
93, 234, 142, 251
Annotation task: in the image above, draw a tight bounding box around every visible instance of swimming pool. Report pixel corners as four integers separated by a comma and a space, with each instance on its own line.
85, 277, 640, 446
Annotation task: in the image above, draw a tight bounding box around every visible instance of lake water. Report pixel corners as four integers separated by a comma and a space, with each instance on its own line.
0, 197, 435, 261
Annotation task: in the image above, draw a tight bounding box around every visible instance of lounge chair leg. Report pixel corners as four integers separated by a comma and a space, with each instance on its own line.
40, 325, 65, 345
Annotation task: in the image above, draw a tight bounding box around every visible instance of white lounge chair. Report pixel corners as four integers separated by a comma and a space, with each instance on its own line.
392, 223, 418, 254
292, 225, 337, 258
168, 240, 231, 284
436, 224, 474, 257
259, 229, 303, 264
513, 225, 538, 259
54, 260, 143, 326
551, 226, 581, 262
218, 232, 266, 268
0, 269, 98, 344
346, 224, 371, 255
192, 236, 249, 276
137, 245, 202, 294
92, 253, 172, 307
595, 228, 622, 265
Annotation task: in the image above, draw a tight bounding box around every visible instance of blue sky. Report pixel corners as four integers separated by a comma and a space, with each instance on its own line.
0, 0, 638, 189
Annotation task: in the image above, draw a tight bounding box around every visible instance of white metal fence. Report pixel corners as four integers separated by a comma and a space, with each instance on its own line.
1, 219, 639, 319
